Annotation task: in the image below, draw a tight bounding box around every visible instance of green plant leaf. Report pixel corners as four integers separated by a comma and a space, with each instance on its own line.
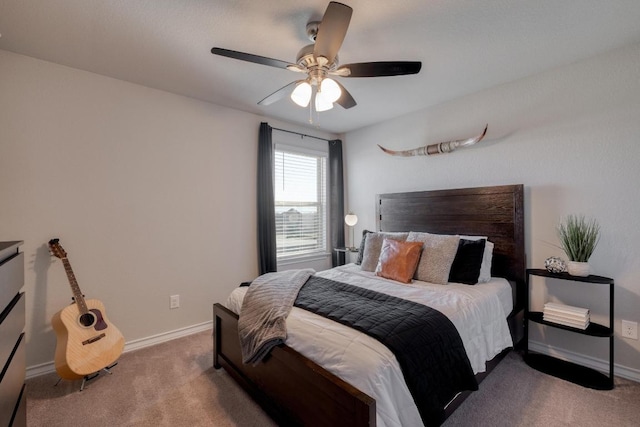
557, 214, 600, 262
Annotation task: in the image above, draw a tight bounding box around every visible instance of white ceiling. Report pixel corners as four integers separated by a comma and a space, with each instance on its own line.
1, 0, 640, 134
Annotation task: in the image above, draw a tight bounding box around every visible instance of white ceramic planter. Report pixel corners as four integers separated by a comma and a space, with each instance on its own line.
567, 261, 590, 277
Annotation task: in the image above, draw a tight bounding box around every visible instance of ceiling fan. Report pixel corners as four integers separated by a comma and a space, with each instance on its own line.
211, 1, 421, 112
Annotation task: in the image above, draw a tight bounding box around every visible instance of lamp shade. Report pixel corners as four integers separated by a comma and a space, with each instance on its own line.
320, 78, 341, 103
291, 81, 312, 107
315, 91, 334, 112
344, 212, 358, 226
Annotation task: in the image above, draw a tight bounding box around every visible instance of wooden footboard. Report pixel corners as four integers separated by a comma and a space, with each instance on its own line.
214, 303, 522, 427
213, 303, 376, 427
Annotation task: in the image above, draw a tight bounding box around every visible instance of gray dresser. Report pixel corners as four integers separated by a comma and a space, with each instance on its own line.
0, 241, 25, 427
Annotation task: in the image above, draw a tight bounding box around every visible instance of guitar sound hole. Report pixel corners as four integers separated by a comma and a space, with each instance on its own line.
79, 313, 95, 327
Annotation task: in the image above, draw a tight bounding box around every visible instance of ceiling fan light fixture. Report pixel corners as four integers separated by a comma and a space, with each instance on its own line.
291, 81, 312, 107
320, 77, 341, 103
212, 2, 421, 114
315, 91, 334, 112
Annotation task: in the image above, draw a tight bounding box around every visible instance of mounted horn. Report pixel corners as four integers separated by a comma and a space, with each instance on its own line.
378, 125, 488, 156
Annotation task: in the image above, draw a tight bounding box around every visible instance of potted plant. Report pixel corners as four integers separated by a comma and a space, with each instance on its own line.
557, 214, 600, 276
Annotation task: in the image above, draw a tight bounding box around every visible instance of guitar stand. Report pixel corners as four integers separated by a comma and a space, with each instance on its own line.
54, 362, 119, 392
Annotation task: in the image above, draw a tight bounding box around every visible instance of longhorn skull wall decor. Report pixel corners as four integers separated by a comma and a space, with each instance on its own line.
378, 124, 488, 156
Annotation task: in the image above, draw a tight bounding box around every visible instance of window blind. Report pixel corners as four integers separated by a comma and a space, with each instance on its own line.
274, 147, 327, 259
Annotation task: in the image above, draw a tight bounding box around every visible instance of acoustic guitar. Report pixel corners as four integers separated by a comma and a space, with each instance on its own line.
49, 239, 125, 380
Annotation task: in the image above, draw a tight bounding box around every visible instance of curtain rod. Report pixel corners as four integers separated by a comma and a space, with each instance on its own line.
272, 126, 332, 142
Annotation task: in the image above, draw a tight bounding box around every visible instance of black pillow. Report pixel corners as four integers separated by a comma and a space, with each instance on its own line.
355, 229, 372, 265
448, 239, 486, 285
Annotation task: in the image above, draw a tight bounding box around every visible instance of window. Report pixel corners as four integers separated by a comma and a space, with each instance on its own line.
274, 145, 328, 260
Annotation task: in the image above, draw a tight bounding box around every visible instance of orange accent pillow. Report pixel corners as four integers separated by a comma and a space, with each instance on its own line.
375, 238, 424, 283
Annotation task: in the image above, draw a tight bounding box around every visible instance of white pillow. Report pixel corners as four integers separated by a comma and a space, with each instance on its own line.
460, 235, 494, 283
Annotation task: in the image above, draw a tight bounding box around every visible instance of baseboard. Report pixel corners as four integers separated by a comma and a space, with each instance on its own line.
123, 320, 212, 353
26, 321, 213, 379
529, 340, 640, 383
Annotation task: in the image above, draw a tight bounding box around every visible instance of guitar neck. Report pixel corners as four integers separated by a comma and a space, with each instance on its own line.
61, 258, 89, 314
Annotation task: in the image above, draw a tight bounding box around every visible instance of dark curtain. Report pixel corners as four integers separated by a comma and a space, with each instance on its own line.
329, 139, 345, 267
257, 122, 277, 274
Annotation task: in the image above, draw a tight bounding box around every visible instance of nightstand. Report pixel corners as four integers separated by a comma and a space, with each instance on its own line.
523, 268, 614, 390
334, 247, 359, 266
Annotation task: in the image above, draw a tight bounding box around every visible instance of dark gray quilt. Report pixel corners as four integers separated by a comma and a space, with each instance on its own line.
294, 275, 478, 427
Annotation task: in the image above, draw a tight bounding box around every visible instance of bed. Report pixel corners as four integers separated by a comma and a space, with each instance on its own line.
213, 184, 525, 426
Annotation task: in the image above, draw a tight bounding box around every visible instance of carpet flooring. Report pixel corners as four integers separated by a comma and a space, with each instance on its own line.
26, 329, 640, 426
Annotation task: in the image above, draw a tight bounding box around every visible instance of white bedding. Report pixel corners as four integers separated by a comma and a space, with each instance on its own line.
225, 264, 513, 427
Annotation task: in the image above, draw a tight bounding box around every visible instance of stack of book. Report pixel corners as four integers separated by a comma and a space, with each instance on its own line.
543, 302, 590, 330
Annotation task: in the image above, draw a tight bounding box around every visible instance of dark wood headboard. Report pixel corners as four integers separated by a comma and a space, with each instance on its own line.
376, 184, 525, 288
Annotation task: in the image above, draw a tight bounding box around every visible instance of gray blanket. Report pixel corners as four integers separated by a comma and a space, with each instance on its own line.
238, 269, 315, 365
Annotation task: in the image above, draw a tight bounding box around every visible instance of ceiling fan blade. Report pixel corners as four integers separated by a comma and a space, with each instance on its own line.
335, 61, 422, 77
211, 47, 293, 70
314, 2, 352, 64
334, 80, 356, 109
258, 81, 300, 106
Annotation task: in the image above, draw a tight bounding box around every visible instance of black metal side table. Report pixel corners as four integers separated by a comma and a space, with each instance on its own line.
333, 247, 359, 266
524, 268, 614, 390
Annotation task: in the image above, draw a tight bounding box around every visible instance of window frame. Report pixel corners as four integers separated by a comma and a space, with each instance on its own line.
273, 142, 330, 264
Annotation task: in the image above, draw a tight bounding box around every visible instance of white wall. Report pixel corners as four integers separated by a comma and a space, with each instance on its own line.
343, 42, 640, 378
0, 50, 335, 370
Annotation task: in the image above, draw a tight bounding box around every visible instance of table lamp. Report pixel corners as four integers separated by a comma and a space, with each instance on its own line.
344, 212, 358, 250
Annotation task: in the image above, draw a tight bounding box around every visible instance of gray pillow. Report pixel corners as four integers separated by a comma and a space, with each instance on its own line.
407, 232, 460, 284
360, 232, 409, 272
355, 230, 372, 265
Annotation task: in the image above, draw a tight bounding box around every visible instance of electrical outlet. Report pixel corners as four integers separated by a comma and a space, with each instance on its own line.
170, 295, 180, 309
621, 320, 638, 340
